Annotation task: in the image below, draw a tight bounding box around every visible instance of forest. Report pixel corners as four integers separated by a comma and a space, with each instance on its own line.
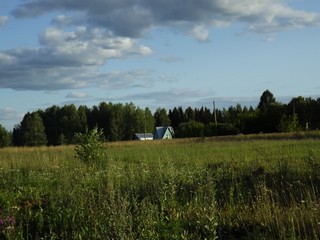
1, 90, 320, 147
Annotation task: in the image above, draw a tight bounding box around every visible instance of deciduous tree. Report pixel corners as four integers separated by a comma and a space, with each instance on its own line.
20, 112, 47, 146
0, 124, 11, 147
154, 108, 170, 127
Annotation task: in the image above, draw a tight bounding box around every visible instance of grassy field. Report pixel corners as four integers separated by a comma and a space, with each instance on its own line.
1, 133, 320, 239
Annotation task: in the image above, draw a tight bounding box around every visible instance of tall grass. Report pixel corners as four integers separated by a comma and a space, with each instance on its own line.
1, 135, 320, 239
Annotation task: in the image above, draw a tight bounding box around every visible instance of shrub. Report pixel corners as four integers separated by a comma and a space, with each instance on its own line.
74, 128, 104, 164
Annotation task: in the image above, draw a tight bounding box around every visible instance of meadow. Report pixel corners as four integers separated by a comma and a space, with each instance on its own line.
1, 133, 320, 239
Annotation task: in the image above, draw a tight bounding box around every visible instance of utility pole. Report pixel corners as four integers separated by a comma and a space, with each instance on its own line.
213, 100, 217, 135
144, 111, 146, 140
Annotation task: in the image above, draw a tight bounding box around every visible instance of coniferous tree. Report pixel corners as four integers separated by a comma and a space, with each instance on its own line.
78, 105, 88, 132
12, 125, 23, 146
184, 107, 195, 122
41, 105, 61, 146
98, 102, 112, 140
169, 107, 183, 130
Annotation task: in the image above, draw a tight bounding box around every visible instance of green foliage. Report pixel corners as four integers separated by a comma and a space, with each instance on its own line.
278, 114, 300, 132
74, 128, 104, 164
176, 121, 239, 138
21, 112, 47, 146
0, 124, 11, 148
176, 120, 205, 138
257, 89, 276, 112
10, 90, 320, 145
154, 107, 171, 127
59, 104, 85, 144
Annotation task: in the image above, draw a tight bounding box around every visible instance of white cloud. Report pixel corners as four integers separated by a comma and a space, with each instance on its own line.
113, 88, 209, 104
66, 91, 90, 99
0, 108, 20, 121
159, 56, 183, 63
97, 88, 217, 112
0, 27, 152, 90
190, 25, 210, 42
95, 69, 156, 89
3, 0, 319, 93
0, 16, 8, 26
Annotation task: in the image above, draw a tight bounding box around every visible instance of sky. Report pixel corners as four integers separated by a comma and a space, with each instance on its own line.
0, 0, 320, 130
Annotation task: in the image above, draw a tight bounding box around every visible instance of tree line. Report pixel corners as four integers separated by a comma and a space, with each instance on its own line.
0, 90, 320, 147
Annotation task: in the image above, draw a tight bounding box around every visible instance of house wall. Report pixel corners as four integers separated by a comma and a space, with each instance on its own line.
163, 130, 172, 139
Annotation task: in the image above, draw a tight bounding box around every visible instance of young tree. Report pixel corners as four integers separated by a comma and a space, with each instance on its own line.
75, 127, 104, 164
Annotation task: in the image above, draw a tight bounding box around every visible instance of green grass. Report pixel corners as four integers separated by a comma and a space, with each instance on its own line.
1, 133, 320, 239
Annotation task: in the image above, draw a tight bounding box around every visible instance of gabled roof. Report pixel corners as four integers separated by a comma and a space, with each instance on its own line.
154, 126, 174, 139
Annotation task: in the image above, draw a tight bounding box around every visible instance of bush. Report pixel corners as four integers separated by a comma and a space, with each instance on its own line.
74, 128, 104, 164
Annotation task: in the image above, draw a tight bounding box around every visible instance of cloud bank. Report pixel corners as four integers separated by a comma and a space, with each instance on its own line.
0, 0, 319, 91
12, 0, 320, 37
0, 27, 151, 90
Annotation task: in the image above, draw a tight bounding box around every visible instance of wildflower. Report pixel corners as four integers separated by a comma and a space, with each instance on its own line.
12, 206, 20, 211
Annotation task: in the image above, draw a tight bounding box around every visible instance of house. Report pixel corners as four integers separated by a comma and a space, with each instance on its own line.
133, 133, 154, 141
153, 126, 174, 139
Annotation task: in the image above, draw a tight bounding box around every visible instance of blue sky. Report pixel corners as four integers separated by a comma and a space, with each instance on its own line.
1, 0, 320, 130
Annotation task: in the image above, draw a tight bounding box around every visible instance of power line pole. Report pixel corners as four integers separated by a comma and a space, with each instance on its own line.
213, 100, 217, 135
